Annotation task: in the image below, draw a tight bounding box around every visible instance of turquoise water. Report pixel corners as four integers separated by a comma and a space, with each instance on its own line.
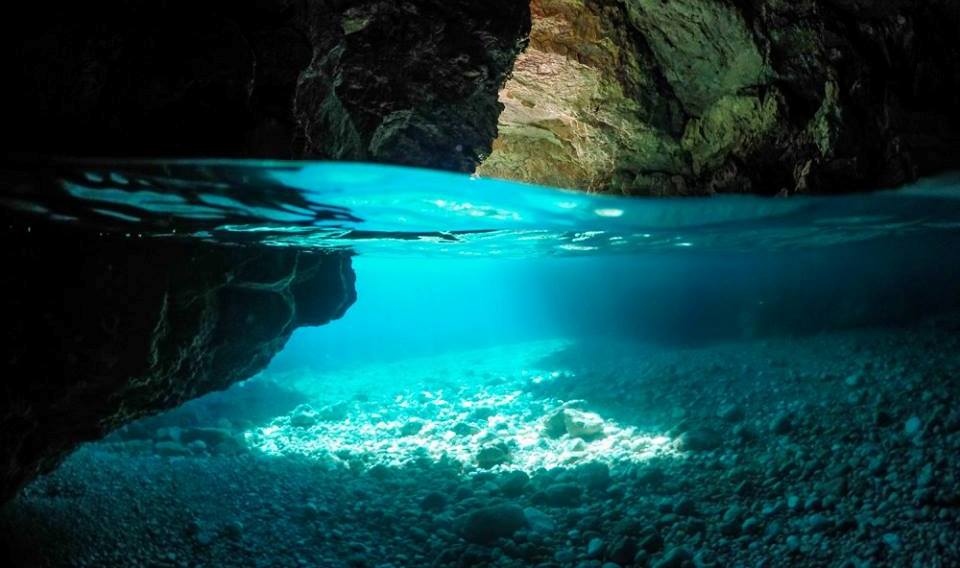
3, 161, 960, 566
10, 160, 960, 256
10, 159, 960, 346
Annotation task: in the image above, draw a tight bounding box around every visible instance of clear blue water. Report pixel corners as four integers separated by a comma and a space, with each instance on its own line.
12, 160, 960, 256
11, 160, 960, 350
3, 161, 960, 566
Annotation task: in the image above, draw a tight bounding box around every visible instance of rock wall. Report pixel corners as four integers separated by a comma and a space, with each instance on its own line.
479, 0, 960, 195
294, 1, 532, 172
4, 0, 958, 194
2, 0, 531, 173
0, 222, 356, 505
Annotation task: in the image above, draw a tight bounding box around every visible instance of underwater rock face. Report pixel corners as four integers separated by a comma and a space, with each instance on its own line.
0, 226, 356, 505
2, 1, 531, 173
480, 0, 960, 194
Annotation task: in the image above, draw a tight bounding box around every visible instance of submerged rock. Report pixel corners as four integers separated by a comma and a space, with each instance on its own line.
317, 402, 350, 422
420, 492, 448, 512
223, 520, 244, 541
770, 412, 794, 435
290, 409, 318, 429
654, 546, 693, 568
577, 462, 611, 491
717, 403, 746, 423
523, 507, 556, 534
400, 420, 424, 437
587, 537, 605, 559
179, 428, 236, 447
607, 536, 639, 565
499, 470, 530, 497
677, 428, 722, 452
154, 441, 191, 458
543, 406, 606, 439
904, 416, 923, 436
564, 409, 606, 439
457, 504, 527, 544
476, 444, 511, 469
534, 482, 582, 507
452, 422, 480, 437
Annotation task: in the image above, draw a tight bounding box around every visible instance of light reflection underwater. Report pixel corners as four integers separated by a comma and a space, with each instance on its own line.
243, 340, 677, 473
17, 159, 960, 257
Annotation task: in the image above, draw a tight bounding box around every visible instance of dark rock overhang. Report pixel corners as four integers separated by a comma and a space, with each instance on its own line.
0, 213, 356, 505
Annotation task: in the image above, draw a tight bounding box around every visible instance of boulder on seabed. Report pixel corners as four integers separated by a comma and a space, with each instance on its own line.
476, 443, 511, 469
457, 504, 527, 544
543, 404, 606, 439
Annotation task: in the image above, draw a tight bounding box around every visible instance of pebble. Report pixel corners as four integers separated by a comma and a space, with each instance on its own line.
476, 444, 510, 469
904, 416, 922, 436
587, 537, 604, 559
523, 507, 555, 534
653, 546, 692, 568
677, 428, 722, 451
399, 421, 423, 436
224, 520, 244, 540
674, 497, 697, 516
639, 532, 663, 554
606, 536, 637, 565
457, 504, 526, 544
537, 482, 581, 506
770, 412, 793, 435
717, 403, 746, 422
564, 409, 606, 439
499, 470, 530, 496
883, 532, 902, 552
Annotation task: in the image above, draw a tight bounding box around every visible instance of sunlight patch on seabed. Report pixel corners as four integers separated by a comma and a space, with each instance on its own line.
243, 339, 679, 473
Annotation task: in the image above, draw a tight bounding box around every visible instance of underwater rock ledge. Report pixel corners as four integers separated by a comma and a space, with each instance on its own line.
0, 222, 356, 506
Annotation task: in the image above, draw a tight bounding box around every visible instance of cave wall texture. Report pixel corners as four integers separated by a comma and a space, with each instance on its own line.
478, 0, 960, 195
0, 224, 356, 505
4, 0, 959, 194
2, 0, 532, 173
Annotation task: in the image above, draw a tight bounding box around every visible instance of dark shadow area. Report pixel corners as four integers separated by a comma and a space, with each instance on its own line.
0, 210, 355, 505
